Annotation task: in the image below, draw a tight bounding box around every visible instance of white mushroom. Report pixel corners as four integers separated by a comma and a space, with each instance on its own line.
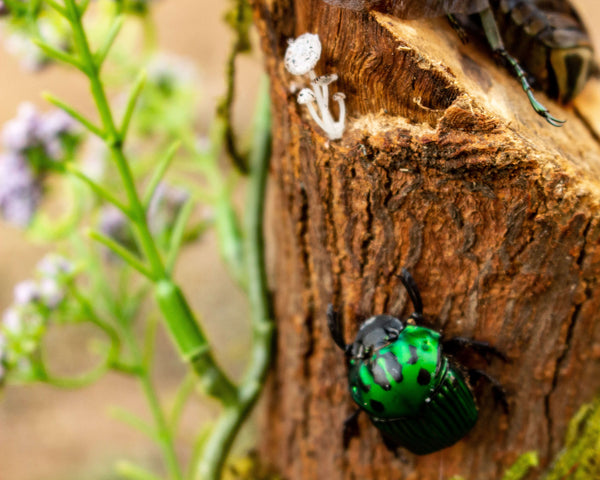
285, 33, 347, 140
284, 33, 322, 76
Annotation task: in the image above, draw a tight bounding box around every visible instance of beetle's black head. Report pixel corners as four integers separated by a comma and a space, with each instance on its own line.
349, 314, 405, 359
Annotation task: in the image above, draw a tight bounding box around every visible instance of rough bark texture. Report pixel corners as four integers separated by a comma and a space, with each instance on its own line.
253, 1, 600, 478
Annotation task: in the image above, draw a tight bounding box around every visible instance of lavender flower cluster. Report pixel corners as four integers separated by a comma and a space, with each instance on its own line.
0, 254, 73, 382
0, 103, 78, 227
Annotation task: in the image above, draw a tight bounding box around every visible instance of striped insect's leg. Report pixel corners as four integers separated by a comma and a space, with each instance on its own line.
479, 6, 565, 127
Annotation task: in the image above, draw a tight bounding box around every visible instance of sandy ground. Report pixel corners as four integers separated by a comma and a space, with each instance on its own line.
1, 1, 600, 479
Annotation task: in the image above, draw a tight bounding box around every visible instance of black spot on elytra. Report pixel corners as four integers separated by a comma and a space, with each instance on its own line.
417, 368, 431, 386
370, 399, 385, 413
407, 345, 418, 365
358, 376, 371, 393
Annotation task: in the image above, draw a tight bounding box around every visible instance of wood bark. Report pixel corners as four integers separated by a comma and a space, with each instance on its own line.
252, 1, 600, 478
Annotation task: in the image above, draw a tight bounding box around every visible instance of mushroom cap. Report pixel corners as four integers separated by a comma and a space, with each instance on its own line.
332, 92, 346, 100
297, 88, 317, 104
284, 33, 322, 76
313, 73, 338, 86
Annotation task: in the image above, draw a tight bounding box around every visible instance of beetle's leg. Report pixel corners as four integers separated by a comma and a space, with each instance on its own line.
327, 304, 348, 352
443, 337, 508, 363
399, 269, 424, 322
468, 368, 509, 414
479, 7, 565, 127
446, 14, 469, 44
342, 408, 362, 449
379, 433, 404, 459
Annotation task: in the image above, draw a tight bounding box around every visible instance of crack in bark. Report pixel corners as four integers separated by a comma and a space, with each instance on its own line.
543, 216, 593, 458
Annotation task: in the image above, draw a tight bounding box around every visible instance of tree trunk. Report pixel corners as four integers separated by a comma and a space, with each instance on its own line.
252, 1, 600, 478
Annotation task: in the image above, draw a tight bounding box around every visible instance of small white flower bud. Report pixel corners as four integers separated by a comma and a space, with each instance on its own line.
284, 33, 322, 76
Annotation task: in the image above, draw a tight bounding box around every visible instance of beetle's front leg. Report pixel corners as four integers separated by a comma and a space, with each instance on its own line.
342, 408, 362, 449
442, 337, 508, 363
468, 368, 509, 413
327, 304, 347, 352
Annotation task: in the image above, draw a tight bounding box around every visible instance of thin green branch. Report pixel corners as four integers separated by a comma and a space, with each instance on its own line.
168, 372, 196, 431
165, 198, 194, 273
142, 313, 159, 370
78, 0, 91, 16
110, 406, 160, 442
88, 229, 155, 279
33, 39, 84, 70
195, 75, 273, 480
121, 326, 184, 480
44, 0, 67, 17
116, 461, 166, 480
43, 92, 105, 138
94, 15, 124, 69
120, 70, 147, 140
142, 141, 181, 208
65, 163, 132, 216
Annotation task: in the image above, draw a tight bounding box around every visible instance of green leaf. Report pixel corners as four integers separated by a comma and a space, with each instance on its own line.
165, 198, 194, 273
94, 16, 124, 69
43, 0, 67, 17
88, 229, 154, 279
32, 39, 84, 70
142, 141, 181, 208
110, 407, 160, 442
65, 163, 132, 216
115, 460, 164, 480
120, 70, 147, 139
43, 92, 105, 138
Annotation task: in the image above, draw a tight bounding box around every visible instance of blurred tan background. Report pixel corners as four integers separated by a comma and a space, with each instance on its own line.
1, 0, 600, 479
0, 1, 262, 479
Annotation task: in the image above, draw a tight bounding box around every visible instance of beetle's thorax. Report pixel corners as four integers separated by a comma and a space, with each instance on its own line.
349, 315, 405, 359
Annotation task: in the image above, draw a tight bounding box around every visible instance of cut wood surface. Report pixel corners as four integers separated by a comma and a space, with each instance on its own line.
252, 1, 600, 478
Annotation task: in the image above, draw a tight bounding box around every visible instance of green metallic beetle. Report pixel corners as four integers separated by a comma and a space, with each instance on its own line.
327, 269, 506, 455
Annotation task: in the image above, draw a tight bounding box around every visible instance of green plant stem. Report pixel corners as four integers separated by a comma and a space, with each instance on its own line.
64, 0, 164, 278
195, 75, 273, 480
38, 283, 123, 388
122, 326, 184, 480
59, 0, 235, 399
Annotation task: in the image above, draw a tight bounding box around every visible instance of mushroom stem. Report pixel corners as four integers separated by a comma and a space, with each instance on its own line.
305, 101, 329, 133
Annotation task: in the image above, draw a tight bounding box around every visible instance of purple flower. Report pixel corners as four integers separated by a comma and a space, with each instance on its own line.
14, 280, 40, 305
0, 152, 41, 227
1, 103, 41, 153
1, 103, 77, 160
2, 308, 22, 334
37, 254, 73, 278
39, 278, 63, 309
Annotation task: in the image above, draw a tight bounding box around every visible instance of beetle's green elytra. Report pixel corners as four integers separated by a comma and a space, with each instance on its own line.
327, 269, 505, 455
349, 325, 443, 418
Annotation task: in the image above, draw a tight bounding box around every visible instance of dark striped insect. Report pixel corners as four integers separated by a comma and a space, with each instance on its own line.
327, 269, 507, 455
321, 0, 595, 127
